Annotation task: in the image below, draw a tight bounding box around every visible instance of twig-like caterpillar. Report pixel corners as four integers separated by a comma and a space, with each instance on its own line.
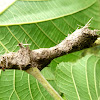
0, 19, 99, 71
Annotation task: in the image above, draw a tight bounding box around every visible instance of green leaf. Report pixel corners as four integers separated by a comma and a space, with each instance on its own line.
0, 0, 99, 57
56, 54, 100, 100
41, 67, 55, 80
0, 0, 16, 14
0, 70, 56, 100
0, 0, 96, 25
18, 0, 47, 1
0, 0, 100, 99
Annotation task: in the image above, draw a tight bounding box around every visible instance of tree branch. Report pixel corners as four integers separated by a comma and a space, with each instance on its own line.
0, 24, 99, 70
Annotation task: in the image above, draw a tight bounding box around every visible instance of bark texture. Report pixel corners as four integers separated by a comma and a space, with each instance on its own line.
0, 25, 99, 70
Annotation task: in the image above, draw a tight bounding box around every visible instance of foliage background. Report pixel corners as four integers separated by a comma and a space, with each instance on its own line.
0, 0, 100, 100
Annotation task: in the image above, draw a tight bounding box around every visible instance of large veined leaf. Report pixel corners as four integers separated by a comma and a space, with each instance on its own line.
0, 0, 100, 100
0, 0, 16, 14
0, 68, 58, 100
0, 0, 96, 25
0, 0, 100, 62
56, 55, 100, 100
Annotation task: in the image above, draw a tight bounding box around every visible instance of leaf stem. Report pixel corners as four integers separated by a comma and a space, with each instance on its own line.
26, 67, 63, 100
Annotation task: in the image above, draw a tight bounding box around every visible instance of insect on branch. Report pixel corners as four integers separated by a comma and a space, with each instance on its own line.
0, 19, 99, 71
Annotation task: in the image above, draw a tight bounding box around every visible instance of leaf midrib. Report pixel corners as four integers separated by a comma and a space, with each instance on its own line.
0, 0, 96, 26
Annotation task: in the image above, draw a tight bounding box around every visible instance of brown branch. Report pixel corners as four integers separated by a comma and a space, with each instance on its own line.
0, 24, 99, 70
